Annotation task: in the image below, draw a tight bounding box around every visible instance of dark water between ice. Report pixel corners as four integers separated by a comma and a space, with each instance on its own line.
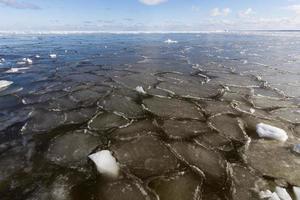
0, 32, 300, 200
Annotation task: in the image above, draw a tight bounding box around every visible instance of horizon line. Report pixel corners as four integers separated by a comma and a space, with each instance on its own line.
0, 30, 300, 35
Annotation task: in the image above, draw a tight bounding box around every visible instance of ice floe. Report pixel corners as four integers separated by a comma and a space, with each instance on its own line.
135, 86, 146, 94
269, 192, 281, 200
88, 150, 119, 178
256, 123, 288, 142
17, 58, 33, 65
0, 80, 13, 91
5, 67, 29, 73
164, 39, 178, 44
23, 58, 33, 64
275, 187, 292, 200
50, 54, 57, 58
293, 144, 300, 154
259, 190, 273, 199
294, 187, 300, 200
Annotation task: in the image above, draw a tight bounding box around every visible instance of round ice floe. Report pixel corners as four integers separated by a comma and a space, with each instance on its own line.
256, 123, 288, 142
88, 150, 119, 178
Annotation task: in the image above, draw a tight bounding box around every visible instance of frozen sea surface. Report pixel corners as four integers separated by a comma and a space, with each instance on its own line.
0, 32, 300, 200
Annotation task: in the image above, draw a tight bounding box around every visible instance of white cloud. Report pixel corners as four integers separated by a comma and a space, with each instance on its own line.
211, 8, 231, 17
139, 0, 167, 6
192, 5, 200, 12
0, 0, 40, 9
238, 8, 254, 17
223, 8, 231, 16
286, 4, 300, 15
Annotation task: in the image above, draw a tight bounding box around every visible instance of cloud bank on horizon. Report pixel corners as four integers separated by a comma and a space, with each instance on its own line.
139, 0, 168, 6
0, 0, 300, 31
0, 0, 40, 9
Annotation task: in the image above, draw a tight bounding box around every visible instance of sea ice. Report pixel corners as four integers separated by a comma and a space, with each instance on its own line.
111, 135, 179, 178
162, 119, 210, 139
169, 141, 227, 186
164, 39, 178, 44
22, 58, 33, 64
294, 187, 300, 200
50, 54, 57, 58
245, 140, 300, 186
143, 97, 204, 119
5, 67, 29, 73
256, 123, 288, 142
88, 150, 119, 178
269, 192, 281, 200
135, 86, 146, 94
259, 190, 273, 199
88, 112, 130, 132
0, 80, 13, 91
99, 94, 146, 119
149, 171, 203, 200
46, 130, 100, 167
98, 179, 150, 200
275, 187, 292, 200
293, 144, 300, 154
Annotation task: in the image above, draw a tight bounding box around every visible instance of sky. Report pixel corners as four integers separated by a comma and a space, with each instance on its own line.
0, 0, 300, 31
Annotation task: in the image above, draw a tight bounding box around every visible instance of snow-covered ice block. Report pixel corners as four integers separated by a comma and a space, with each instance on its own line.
0, 80, 13, 91
135, 86, 146, 94
275, 187, 292, 200
256, 123, 288, 142
294, 187, 300, 200
293, 144, 300, 154
88, 150, 119, 178
259, 190, 273, 199
50, 54, 57, 58
164, 39, 178, 44
269, 192, 281, 200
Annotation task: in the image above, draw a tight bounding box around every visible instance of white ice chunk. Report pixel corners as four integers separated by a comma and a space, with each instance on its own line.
35, 55, 40, 58
50, 54, 57, 59
26, 58, 33, 64
22, 58, 33, 64
0, 58, 5, 62
260, 190, 273, 199
269, 192, 281, 200
256, 123, 288, 142
135, 86, 146, 94
0, 80, 13, 91
275, 187, 292, 200
6, 67, 29, 73
88, 150, 119, 178
294, 187, 300, 200
293, 144, 300, 154
164, 39, 178, 44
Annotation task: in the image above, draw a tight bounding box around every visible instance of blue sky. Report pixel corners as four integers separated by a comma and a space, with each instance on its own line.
0, 0, 300, 31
